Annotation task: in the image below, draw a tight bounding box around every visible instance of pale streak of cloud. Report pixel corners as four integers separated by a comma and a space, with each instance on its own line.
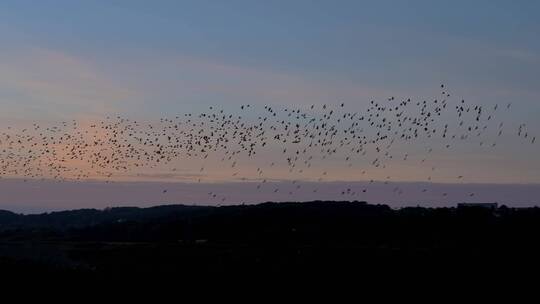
494, 48, 539, 64
1, 178, 539, 214
125, 52, 396, 110
0, 47, 135, 123
179, 55, 394, 105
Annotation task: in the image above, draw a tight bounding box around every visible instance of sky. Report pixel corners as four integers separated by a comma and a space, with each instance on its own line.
0, 1, 539, 212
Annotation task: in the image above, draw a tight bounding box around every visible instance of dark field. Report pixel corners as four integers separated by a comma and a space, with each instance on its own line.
1, 201, 539, 282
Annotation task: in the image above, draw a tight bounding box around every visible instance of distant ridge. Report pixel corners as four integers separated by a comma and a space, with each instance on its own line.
0, 200, 527, 231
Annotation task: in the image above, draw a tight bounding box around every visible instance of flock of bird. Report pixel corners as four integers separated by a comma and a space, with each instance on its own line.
0, 85, 536, 203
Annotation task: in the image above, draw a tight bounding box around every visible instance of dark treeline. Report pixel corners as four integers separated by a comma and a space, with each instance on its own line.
1, 201, 540, 281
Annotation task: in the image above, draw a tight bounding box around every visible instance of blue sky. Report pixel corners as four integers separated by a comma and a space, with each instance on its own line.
0, 1, 539, 211
1, 1, 539, 116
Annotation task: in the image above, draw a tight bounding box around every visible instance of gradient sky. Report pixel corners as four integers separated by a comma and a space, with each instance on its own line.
1, 1, 539, 212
